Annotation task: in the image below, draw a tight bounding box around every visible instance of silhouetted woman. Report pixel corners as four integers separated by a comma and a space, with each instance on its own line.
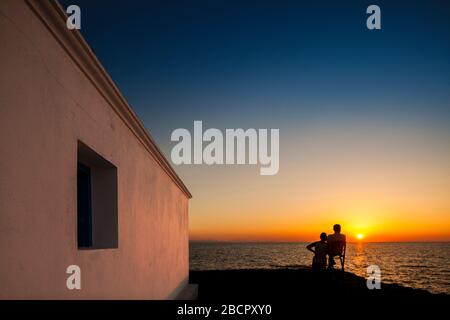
306, 232, 328, 271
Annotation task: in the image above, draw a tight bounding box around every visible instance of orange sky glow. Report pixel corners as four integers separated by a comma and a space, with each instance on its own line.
174, 122, 450, 242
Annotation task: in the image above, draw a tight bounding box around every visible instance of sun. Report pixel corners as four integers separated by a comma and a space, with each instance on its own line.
356, 233, 364, 240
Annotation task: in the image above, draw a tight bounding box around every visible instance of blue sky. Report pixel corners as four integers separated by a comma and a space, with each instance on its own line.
61, 0, 450, 140
59, 0, 450, 240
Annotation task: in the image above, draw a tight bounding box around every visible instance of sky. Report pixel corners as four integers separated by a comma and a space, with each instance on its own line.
61, 0, 450, 242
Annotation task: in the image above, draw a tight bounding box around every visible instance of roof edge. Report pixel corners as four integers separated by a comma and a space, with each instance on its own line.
25, 0, 192, 198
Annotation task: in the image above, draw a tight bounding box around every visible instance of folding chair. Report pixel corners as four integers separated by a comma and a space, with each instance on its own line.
327, 241, 346, 271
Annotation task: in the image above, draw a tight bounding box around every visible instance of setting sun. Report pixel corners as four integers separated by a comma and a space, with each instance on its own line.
357, 234, 364, 240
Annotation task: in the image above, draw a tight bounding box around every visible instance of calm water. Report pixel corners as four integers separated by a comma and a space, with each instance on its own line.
190, 242, 450, 294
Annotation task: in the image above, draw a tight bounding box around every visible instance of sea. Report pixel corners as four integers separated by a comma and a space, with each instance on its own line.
190, 242, 450, 295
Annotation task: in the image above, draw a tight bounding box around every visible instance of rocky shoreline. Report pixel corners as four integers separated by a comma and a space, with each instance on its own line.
190, 267, 449, 302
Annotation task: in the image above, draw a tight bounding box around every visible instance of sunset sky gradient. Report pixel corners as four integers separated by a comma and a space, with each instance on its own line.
62, 0, 450, 241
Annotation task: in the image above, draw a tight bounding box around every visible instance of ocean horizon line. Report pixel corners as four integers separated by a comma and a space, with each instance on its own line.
190, 240, 450, 244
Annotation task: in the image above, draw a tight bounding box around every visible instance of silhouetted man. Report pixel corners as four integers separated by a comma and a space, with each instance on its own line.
327, 224, 346, 269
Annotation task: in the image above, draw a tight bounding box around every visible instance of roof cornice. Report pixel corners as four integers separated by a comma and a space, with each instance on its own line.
25, 0, 192, 198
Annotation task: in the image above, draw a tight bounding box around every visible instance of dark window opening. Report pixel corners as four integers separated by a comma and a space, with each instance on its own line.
77, 163, 93, 247
77, 141, 118, 249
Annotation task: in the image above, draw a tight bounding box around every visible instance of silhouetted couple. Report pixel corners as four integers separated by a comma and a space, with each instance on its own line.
306, 224, 347, 272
